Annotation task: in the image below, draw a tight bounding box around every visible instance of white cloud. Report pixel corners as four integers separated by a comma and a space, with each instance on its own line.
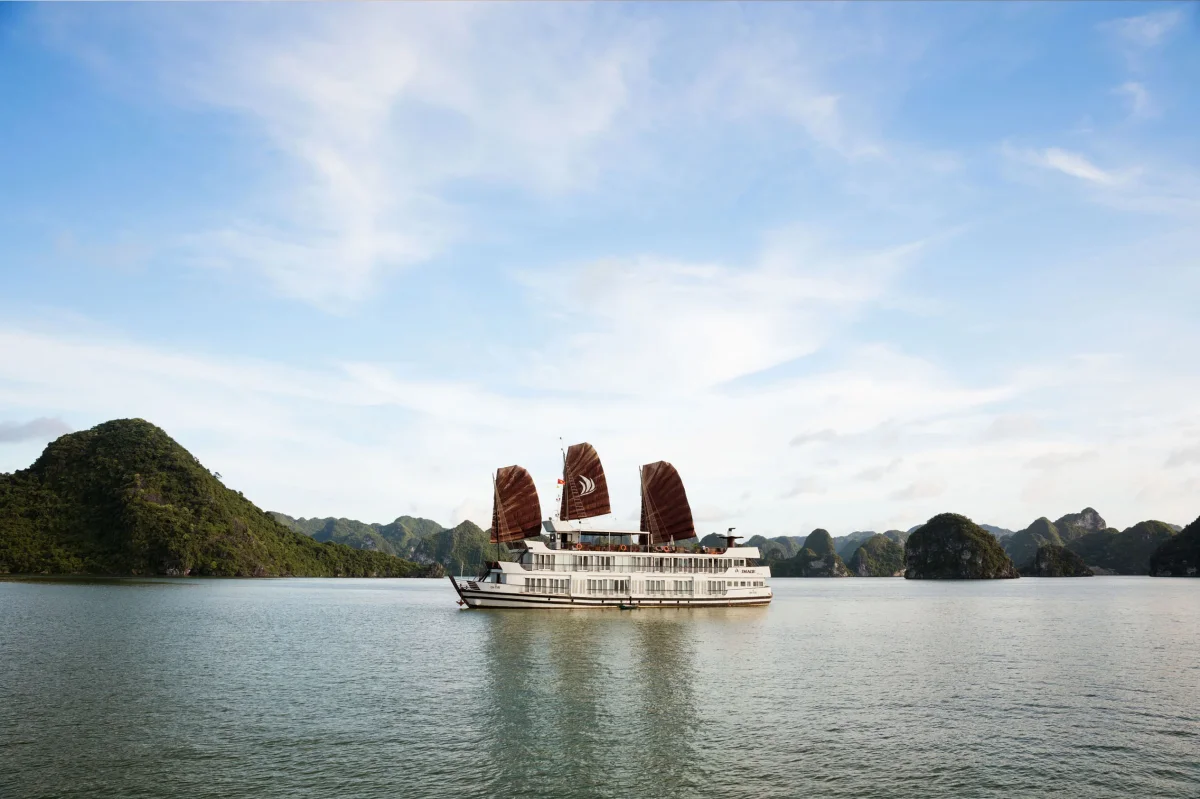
42, 4, 950, 310
1102, 9, 1185, 49
1037, 148, 1119, 185
51, 5, 655, 308
853, 458, 903, 482
0, 417, 73, 444
518, 230, 927, 395
2, 322, 1198, 534
1114, 81, 1155, 119
1165, 444, 1200, 468
889, 479, 946, 502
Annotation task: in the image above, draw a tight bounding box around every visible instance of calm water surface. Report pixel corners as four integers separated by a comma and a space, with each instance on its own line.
1, 577, 1197, 798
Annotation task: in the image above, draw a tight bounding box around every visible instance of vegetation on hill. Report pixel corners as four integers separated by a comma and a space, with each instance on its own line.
835, 531, 877, 560
1003, 509, 1098, 567
848, 534, 906, 576
744, 534, 788, 560
1003, 517, 1061, 567
1149, 514, 1200, 577
771, 546, 851, 577
980, 524, 1014, 539
273, 512, 502, 575
802, 529, 837, 558
1020, 544, 1093, 577
905, 513, 1019, 579
1003, 508, 1108, 568
1067, 520, 1177, 575
0, 420, 436, 577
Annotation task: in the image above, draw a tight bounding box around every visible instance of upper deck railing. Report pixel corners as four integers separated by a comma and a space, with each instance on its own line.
508, 558, 762, 574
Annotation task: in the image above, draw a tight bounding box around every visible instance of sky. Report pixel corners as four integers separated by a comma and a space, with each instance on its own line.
2, 2, 1199, 537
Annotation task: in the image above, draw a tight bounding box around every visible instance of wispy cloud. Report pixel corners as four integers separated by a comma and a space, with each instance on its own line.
1101, 9, 1185, 50
518, 230, 928, 395
1165, 444, 1200, 468
1036, 146, 1118, 183
791, 429, 839, 447
1026, 451, 1097, 471
853, 458, 903, 482
779, 478, 826, 499
1114, 81, 1155, 119
0, 417, 72, 444
889, 479, 945, 502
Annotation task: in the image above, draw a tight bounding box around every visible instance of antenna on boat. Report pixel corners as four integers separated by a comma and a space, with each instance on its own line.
492, 471, 502, 563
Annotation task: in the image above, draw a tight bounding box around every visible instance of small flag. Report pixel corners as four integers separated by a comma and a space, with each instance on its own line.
556, 478, 565, 485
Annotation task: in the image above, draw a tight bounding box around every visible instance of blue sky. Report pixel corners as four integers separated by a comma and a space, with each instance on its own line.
2, 3, 1198, 535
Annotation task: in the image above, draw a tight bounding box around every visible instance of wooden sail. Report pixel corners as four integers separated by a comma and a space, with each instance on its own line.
491, 465, 543, 544
559, 442, 612, 521
640, 461, 696, 544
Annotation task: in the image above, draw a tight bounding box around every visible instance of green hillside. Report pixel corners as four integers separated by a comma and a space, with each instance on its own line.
274, 512, 503, 575
905, 513, 1019, 579
1019, 544, 1092, 577
849, 534, 906, 576
0, 419, 435, 577
802, 529, 837, 558
1150, 514, 1200, 577
1067, 520, 1177, 575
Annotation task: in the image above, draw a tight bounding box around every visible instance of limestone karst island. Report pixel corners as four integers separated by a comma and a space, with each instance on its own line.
2, 419, 1196, 580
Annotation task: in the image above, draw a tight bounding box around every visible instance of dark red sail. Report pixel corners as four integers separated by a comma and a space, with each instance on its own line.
559, 442, 612, 521
640, 461, 696, 544
491, 465, 543, 543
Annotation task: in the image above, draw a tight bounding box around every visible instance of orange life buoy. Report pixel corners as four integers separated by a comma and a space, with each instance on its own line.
573, 542, 583, 551
618, 544, 628, 552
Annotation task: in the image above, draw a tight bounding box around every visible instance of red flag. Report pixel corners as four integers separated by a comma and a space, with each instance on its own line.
556, 478, 565, 485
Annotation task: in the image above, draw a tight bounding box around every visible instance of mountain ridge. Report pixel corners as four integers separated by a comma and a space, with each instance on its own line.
0, 419, 434, 578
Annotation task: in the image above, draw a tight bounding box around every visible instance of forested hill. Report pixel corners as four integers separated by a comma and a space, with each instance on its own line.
0, 419, 436, 578
271, 512, 498, 575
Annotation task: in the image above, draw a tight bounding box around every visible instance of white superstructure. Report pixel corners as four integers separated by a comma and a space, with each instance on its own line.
450, 524, 772, 609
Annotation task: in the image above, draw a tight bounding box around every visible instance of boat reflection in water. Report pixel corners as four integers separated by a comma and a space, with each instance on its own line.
473, 603, 756, 797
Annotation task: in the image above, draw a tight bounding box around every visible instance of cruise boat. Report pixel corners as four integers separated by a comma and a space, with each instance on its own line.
449, 443, 772, 609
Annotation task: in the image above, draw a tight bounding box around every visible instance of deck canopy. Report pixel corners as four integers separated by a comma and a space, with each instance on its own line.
559, 442, 612, 521
639, 461, 696, 544
491, 465, 543, 544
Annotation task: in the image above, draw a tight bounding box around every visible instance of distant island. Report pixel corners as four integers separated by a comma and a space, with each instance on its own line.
0, 419, 440, 578
270, 512, 497, 577
2, 418, 1196, 580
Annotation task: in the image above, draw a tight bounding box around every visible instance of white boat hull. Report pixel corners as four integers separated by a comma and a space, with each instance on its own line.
450, 577, 772, 609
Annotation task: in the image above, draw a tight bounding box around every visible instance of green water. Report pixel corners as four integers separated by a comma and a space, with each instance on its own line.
1, 577, 1197, 798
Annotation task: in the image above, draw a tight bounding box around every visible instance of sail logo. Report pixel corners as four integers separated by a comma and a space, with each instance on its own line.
578, 475, 596, 496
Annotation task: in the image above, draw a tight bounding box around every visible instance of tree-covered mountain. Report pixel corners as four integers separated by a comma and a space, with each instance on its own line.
1149, 514, 1200, 577
1003, 508, 1109, 568
835, 531, 877, 560
905, 513, 1019, 579
0, 419, 435, 578
771, 546, 851, 577
766, 529, 851, 576
848, 534, 906, 577
273, 512, 500, 575
1020, 544, 1092, 577
1066, 520, 1177, 575
802, 529, 837, 558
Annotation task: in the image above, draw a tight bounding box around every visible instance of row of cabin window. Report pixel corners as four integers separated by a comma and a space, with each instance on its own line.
585, 579, 630, 594
522, 577, 569, 594
530, 554, 749, 572
518, 577, 765, 595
